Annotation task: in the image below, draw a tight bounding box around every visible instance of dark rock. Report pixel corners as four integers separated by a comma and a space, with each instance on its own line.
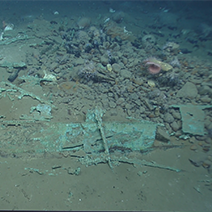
180, 48, 192, 54
156, 127, 170, 143
171, 111, 181, 119
177, 82, 198, 98
163, 113, 174, 123
8, 69, 20, 82
170, 121, 180, 132
119, 69, 131, 79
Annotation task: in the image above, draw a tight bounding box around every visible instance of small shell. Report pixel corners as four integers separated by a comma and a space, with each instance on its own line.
202, 161, 210, 169
43, 70, 57, 82
147, 80, 155, 88
106, 64, 112, 72
190, 145, 197, 151
154, 107, 160, 116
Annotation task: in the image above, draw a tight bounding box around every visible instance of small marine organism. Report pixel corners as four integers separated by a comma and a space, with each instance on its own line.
157, 71, 182, 87
78, 60, 97, 81
162, 41, 179, 53
107, 50, 116, 64
170, 56, 181, 68
144, 57, 173, 74
144, 57, 162, 74
84, 43, 93, 53
145, 60, 161, 74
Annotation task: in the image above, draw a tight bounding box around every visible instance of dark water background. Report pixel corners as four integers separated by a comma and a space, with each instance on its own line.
1, 0, 212, 59
1, 1, 212, 29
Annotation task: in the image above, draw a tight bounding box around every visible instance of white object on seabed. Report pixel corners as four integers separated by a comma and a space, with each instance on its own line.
109, 8, 115, 13
0, 32, 4, 41
4, 23, 14, 32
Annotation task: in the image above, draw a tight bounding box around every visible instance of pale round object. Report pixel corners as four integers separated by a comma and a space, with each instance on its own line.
106, 64, 112, 72
147, 80, 155, 88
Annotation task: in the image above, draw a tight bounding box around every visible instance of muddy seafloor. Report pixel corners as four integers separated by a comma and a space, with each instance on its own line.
0, 1, 212, 211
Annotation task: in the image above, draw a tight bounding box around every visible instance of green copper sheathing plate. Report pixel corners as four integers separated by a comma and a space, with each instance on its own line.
0, 113, 158, 155
82, 120, 157, 153
30, 119, 157, 153
171, 105, 212, 135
